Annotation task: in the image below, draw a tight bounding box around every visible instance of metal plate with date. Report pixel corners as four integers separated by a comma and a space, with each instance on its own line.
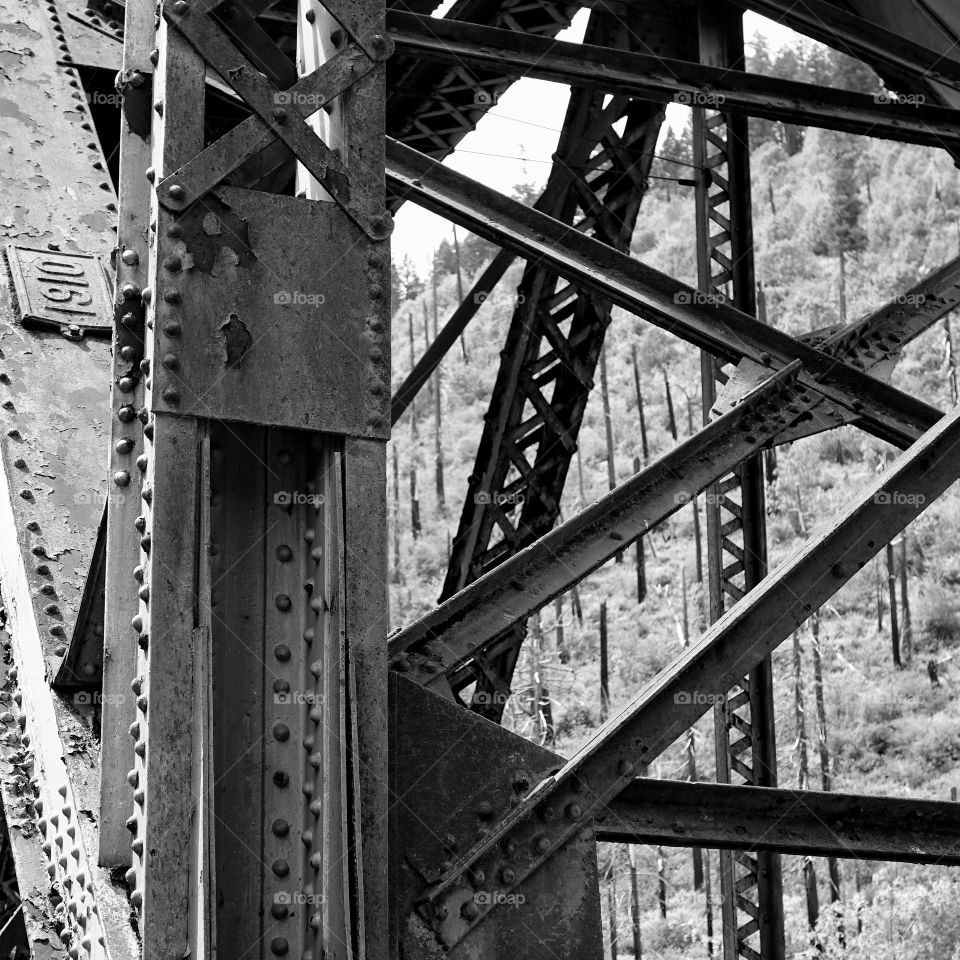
5, 244, 113, 340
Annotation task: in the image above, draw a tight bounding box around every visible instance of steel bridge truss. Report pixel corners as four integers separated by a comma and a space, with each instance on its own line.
2, 0, 960, 958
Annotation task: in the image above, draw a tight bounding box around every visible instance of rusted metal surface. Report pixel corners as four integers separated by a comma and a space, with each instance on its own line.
385, 137, 943, 449
417, 399, 960, 944
146, 186, 391, 437
599, 779, 960, 864
391, 672, 602, 959
0, 0, 140, 954
389, 11, 960, 148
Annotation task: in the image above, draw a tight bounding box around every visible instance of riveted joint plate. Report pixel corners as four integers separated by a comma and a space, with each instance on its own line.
149, 188, 390, 437
5, 245, 113, 340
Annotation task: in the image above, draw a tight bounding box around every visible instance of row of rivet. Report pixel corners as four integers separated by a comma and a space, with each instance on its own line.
2, 662, 106, 958
45, 2, 118, 223
364, 251, 388, 432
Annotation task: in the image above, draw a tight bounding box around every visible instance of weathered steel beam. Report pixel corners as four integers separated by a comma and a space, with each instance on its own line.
385, 138, 943, 449
598, 778, 960, 865
388, 11, 960, 148
417, 397, 960, 946
738, 0, 960, 90
389, 362, 806, 678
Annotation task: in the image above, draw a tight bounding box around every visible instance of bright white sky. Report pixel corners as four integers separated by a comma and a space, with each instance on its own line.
393, 11, 800, 272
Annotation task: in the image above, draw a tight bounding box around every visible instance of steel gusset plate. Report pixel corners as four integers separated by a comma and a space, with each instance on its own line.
149, 186, 390, 437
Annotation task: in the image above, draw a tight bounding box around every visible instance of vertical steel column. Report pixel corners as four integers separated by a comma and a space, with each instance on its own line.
106, 0, 391, 956
694, 3, 785, 959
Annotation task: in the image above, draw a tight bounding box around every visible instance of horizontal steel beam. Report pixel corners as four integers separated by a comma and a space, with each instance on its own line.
419, 397, 960, 945
599, 778, 960, 865
739, 0, 960, 90
385, 138, 943, 449
389, 362, 807, 677
389, 12, 960, 148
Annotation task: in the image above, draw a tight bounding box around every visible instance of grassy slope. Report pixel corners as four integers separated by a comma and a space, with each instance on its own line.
387, 127, 960, 957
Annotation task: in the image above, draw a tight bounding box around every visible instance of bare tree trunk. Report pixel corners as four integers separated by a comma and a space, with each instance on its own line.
600, 601, 610, 721
600, 346, 622, 563
632, 344, 649, 462
576, 446, 587, 508
633, 457, 647, 605
899, 535, 912, 663
608, 866, 619, 960
663, 368, 678, 442
429, 291, 445, 513
704, 850, 715, 956
812, 612, 844, 939
408, 313, 421, 539
452, 225, 470, 362
685, 396, 703, 582
391, 446, 402, 584
793, 631, 820, 933
875, 559, 884, 632
529, 611, 552, 744
571, 584, 583, 627
657, 848, 667, 919
628, 846, 642, 960
945, 315, 958, 404
887, 541, 902, 668
838, 249, 847, 325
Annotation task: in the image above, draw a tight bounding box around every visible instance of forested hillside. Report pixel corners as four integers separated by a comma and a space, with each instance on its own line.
387, 31, 960, 960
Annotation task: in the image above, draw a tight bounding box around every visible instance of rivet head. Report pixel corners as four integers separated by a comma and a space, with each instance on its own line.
367, 284, 384, 300
461, 899, 480, 920
500, 867, 516, 884
121, 283, 140, 300
115, 437, 134, 455
138, 584, 150, 602
167, 223, 184, 239
566, 803, 583, 821
118, 376, 136, 393
167, 184, 185, 201
271, 107, 288, 123
114, 470, 130, 487
162, 386, 180, 404
120, 249, 139, 266
275, 544, 293, 562
136, 455, 148, 471
162, 353, 179, 370
273, 770, 289, 788
270, 937, 289, 957
275, 594, 292, 612
534, 835, 551, 853
274, 643, 291, 662
271, 859, 289, 878
273, 722, 290, 742
163, 256, 181, 272
163, 289, 182, 304
163, 321, 182, 337
118, 405, 136, 423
